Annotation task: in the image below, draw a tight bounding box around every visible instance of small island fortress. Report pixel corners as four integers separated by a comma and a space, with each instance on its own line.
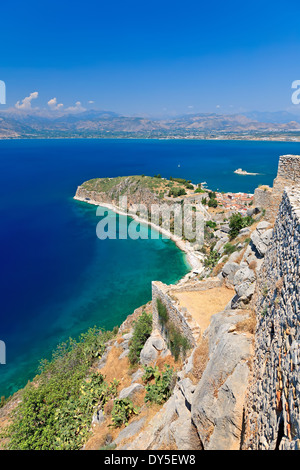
234, 168, 260, 175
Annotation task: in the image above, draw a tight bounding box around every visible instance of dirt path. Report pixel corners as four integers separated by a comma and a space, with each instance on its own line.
173, 286, 235, 331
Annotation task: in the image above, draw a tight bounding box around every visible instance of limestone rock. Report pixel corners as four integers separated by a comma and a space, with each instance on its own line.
92, 409, 106, 426
119, 383, 144, 400
233, 266, 256, 286
221, 262, 240, 283
191, 309, 253, 450
140, 330, 167, 365
130, 368, 144, 384
114, 417, 146, 445
250, 225, 273, 256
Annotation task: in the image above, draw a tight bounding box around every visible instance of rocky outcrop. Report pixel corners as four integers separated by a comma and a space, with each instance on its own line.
191, 309, 253, 450
122, 307, 254, 451
139, 330, 170, 365
220, 221, 273, 308
250, 221, 273, 256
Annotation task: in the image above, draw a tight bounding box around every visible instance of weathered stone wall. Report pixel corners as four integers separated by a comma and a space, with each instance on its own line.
152, 281, 213, 347
243, 187, 300, 450
253, 186, 273, 220
254, 155, 300, 222
277, 155, 300, 181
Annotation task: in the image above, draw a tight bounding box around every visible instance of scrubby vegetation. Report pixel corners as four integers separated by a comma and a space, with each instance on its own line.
168, 187, 187, 197
2, 327, 118, 450
207, 191, 218, 208
156, 298, 190, 361
229, 213, 254, 240
223, 242, 238, 255
204, 248, 221, 268
156, 297, 168, 325
143, 365, 174, 405
167, 324, 190, 361
169, 177, 194, 189
128, 310, 153, 366
110, 398, 139, 428
205, 220, 217, 230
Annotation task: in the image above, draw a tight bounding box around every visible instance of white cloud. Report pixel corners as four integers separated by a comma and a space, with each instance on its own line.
15, 92, 38, 110
65, 101, 86, 113
88, 100, 94, 104
48, 97, 64, 111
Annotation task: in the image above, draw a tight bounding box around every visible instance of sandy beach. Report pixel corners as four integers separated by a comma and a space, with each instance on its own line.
74, 195, 204, 278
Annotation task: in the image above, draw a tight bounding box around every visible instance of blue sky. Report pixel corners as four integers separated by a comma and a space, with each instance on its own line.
1, 0, 300, 116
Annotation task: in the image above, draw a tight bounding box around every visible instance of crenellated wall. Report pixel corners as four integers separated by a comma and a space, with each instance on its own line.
243, 187, 300, 450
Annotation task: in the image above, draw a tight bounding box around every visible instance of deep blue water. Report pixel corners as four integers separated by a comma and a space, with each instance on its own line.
1, 138, 300, 398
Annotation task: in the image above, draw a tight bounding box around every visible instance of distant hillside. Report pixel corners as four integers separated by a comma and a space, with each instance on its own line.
0, 110, 300, 139
242, 110, 300, 124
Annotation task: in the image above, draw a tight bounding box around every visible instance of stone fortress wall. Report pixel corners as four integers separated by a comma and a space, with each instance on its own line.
151, 277, 223, 347
244, 187, 300, 450
254, 155, 300, 221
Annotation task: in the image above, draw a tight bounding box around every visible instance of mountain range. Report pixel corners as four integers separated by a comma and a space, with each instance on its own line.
1, 109, 300, 139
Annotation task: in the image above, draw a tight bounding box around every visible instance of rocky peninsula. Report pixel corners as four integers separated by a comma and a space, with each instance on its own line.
74, 175, 208, 276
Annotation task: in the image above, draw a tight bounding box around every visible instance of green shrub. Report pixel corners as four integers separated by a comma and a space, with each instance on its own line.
3, 327, 117, 450
204, 249, 221, 268
205, 220, 217, 230
128, 310, 152, 366
208, 198, 218, 208
168, 187, 187, 197
167, 324, 190, 361
156, 298, 169, 326
195, 185, 205, 193
110, 399, 139, 428
142, 364, 161, 383
143, 365, 174, 405
229, 213, 254, 239
223, 242, 237, 255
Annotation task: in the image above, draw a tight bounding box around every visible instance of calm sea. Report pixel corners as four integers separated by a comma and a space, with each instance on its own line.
1, 138, 300, 397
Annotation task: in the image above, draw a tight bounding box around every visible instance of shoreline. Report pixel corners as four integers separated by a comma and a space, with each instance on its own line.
73, 195, 204, 281
1, 136, 300, 143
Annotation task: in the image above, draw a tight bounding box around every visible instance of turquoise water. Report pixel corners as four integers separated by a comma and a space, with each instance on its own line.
1, 138, 300, 398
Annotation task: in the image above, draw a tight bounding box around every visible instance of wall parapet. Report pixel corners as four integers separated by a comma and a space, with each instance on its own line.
244, 187, 300, 450
254, 155, 300, 222
152, 277, 223, 348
